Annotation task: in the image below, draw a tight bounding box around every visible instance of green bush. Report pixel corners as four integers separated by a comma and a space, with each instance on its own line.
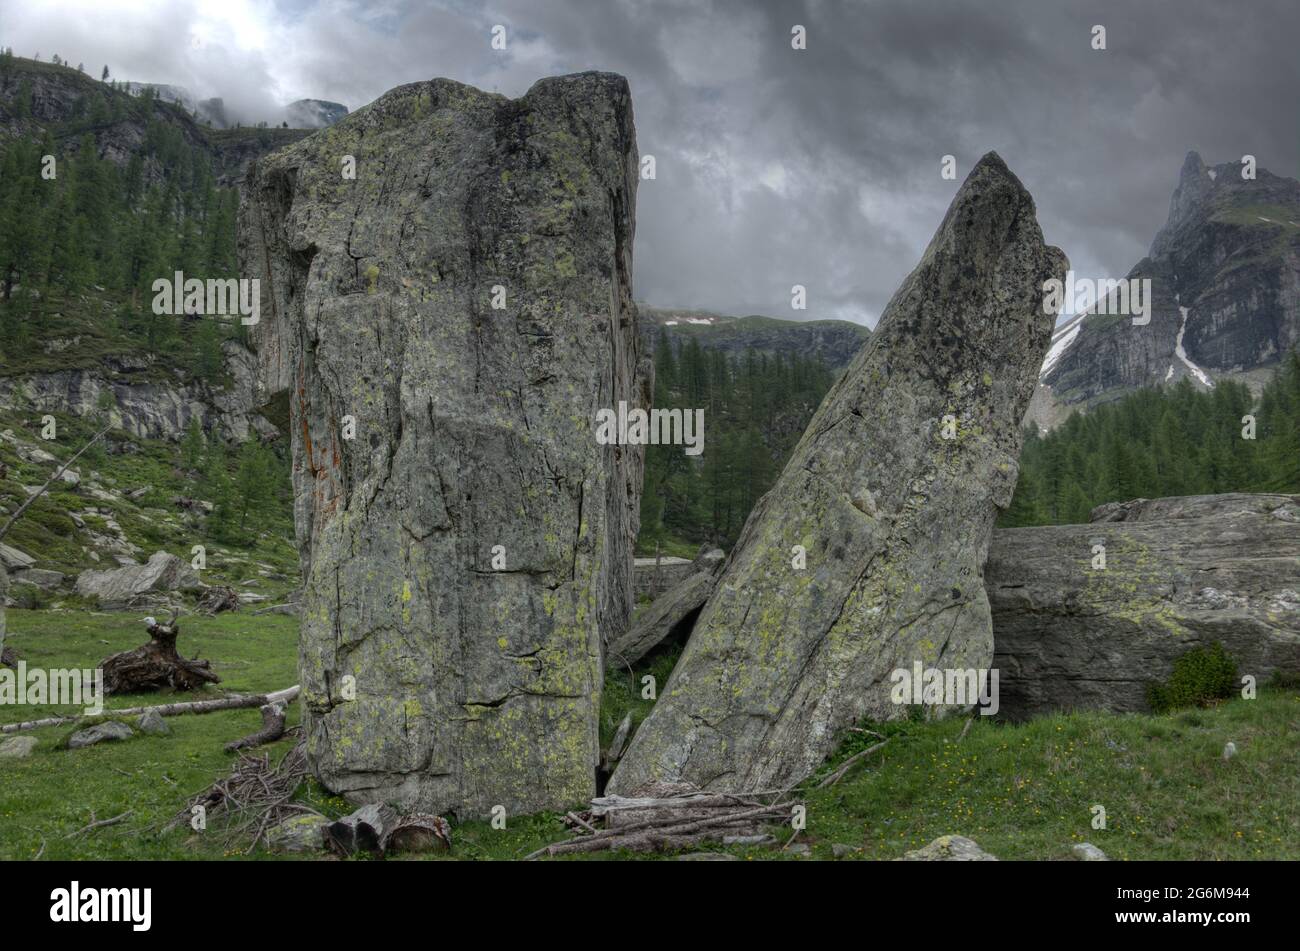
1147, 642, 1239, 713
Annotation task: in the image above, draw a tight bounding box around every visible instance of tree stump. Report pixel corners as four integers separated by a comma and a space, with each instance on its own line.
100, 614, 221, 695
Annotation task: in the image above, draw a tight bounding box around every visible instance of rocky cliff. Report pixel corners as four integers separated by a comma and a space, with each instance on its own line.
1040, 152, 1300, 414
240, 72, 649, 818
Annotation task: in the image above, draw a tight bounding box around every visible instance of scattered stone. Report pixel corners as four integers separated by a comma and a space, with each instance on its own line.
266, 814, 331, 853
831, 843, 857, 858
610, 153, 1066, 795
0, 736, 38, 758
900, 835, 998, 861
10, 568, 65, 590
67, 721, 134, 749
242, 72, 647, 818
0, 543, 36, 571
126, 485, 152, 500
786, 842, 811, 856
1223, 741, 1237, 761
137, 708, 170, 736
1072, 842, 1109, 861
28, 448, 57, 465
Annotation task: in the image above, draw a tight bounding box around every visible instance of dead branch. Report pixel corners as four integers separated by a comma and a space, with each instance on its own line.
526, 788, 797, 859
0, 423, 111, 543
65, 809, 134, 839
816, 739, 890, 789
164, 739, 318, 852
225, 700, 287, 752
0, 684, 300, 734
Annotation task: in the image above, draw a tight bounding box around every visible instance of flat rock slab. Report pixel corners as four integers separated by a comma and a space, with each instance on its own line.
610, 153, 1066, 794
0, 736, 37, 758
67, 721, 133, 749
608, 548, 724, 666
241, 73, 647, 818
989, 493, 1300, 718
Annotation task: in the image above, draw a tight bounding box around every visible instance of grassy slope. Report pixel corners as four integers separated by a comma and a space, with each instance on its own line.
3, 609, 1295, 860
0, 408, 298, 593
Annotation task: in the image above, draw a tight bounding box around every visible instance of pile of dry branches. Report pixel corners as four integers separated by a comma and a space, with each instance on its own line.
525, 783, 799, 859
163, 740, 318, 852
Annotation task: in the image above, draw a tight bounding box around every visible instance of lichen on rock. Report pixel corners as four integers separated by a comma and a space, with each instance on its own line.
609, 153, 1067, 795
239, 72, 648, 818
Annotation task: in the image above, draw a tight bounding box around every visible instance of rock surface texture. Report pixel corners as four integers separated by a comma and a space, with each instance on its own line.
609, 153, 1066, 794
989, 493, 1300, 718
240, 73, 647, 818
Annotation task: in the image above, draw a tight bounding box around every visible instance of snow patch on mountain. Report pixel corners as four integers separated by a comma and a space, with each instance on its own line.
1175, 307, 1215, 388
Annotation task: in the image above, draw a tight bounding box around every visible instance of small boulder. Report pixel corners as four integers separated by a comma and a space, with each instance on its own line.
67, 720, 134, 749
266, 814, 331, 853
0, 543, 35, 571
28, 448, 57, 465
0, 736, 38, 758
1071, 842, 1109, 861
1223, 741, 1238, 761
137, 708, 170, 736
900, 835, 998, 861
11, 568, 65, 591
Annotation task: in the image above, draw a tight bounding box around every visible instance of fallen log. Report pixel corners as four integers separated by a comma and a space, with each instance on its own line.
225, 700, 288, 752
100, 611, 221, 694
0, 685, 300, 734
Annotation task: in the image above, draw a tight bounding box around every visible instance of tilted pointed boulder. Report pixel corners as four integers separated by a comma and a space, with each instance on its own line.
239, 73, 647, 818
609, 153, 1067, 794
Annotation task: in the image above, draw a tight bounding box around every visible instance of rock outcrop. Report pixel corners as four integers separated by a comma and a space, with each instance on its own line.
240, 73, 647, 817
989, 493, 1300, 718
0, 341, 274, 442
609, 153, 1066, 794
609, 547, 724, 667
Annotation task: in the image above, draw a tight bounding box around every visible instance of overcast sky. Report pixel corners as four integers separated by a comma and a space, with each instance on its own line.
6, 0, 1297, 325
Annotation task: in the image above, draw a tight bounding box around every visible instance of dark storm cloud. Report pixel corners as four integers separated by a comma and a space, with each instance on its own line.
10, 0, 1298, 324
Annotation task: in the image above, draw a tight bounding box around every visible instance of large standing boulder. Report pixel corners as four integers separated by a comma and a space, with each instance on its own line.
989, 493, 1300, 718
239, 73, 647, 818
609, 153, 1066, 794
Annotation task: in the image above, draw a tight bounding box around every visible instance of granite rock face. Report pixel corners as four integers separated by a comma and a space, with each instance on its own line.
989, 493, 1300, 718
609, 153, 1066, 794
240, 73, 647, 818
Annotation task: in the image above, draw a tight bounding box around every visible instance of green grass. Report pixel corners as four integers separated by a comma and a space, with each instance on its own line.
3, 606, 1296, 860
